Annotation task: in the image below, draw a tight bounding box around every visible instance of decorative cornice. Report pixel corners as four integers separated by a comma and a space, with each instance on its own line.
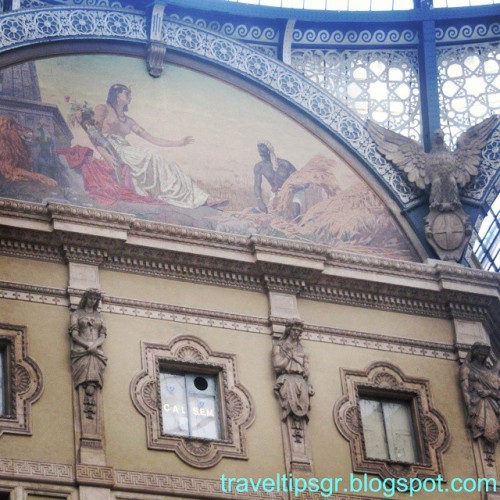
0, 280, 465, 360
0, 202, 498, 330
0, 281, 68, 307
0, 237, 62, 262
114, 469, 283, 498
103, 253, 263, 291
304, 324, 457, 361
102, 295, 270, 334
63, 244, 108, 265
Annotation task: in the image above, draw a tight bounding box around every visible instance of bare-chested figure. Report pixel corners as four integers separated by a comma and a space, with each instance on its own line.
253, 141, 299, 216
93, 83, 223, 209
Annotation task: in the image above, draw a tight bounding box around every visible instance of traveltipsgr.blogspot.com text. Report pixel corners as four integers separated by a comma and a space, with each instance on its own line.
220, 473, 496, 498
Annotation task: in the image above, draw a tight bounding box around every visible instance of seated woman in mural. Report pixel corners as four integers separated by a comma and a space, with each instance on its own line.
93, 83, 223, 209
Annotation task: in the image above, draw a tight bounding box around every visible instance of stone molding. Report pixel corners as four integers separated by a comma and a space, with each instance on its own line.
102, 298, 269, 334
0, 281, 68, 307
0, 280, 473, 361
130, 336, 255, 468
333, 362, 450, 480
0, 324, 43, 438
0, 233, 498, 330
0, 458, 73, 485
0, 456, 400, 499
76, 464, 114, 487
302, 325, 457, 361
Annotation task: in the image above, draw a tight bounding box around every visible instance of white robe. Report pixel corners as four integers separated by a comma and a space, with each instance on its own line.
107, 135, 209, 209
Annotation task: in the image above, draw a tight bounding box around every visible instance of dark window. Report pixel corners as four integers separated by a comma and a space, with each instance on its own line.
0, 345, 6, 417
359, 397, 418, 462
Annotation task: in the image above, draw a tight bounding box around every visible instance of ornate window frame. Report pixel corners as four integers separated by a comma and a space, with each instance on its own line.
131, 335, 255, 468
0, 324, 43, 437
333, 362, 449, 479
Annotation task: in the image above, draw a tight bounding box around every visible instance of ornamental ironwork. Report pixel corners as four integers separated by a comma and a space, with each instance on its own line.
437, 42, 500, 146
291, 48, 421, 140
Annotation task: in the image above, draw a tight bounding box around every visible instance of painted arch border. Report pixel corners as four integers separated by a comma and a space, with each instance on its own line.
0, 6, 420, 205
0, 7, 498, 206
0, 6, 465, 260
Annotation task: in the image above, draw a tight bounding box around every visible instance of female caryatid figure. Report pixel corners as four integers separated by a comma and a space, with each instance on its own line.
69, 289, 107, 392
460, 343, 500, 453
93, 84, 224, 209
272, 321, 314, 421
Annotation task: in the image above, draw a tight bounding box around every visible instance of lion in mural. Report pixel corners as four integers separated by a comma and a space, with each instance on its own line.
0, 116, 57, 185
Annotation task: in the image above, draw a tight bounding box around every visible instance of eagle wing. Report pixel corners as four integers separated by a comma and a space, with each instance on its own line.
366, 119, 428, 189
454, 115, 498, 187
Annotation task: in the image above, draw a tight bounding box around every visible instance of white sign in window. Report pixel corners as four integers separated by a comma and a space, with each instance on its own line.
160, 372, 220, 440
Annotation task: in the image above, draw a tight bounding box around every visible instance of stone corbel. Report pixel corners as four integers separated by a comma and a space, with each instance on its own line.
147, 1, 168, 77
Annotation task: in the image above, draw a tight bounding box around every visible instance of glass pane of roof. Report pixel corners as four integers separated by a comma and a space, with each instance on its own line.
472, 191, 500, 272
224, 0, 415, 9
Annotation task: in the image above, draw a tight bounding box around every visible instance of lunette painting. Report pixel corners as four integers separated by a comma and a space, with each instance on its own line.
0, 55, 418, 261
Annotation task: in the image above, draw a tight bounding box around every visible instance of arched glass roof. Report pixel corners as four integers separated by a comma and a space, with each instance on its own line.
225, 0, 498, 9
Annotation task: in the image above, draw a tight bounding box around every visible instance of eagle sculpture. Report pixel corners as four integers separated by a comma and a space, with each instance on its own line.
366, 116, 498, 212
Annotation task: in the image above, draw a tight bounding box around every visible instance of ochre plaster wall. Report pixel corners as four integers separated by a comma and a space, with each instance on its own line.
0, 255, 67, 289
102, 312, 286, 478
0, 299, 74, 465
299, 298, 454, 344
306, 340, 477, 498
100, 270, 268, 319
0, 262, 481, 498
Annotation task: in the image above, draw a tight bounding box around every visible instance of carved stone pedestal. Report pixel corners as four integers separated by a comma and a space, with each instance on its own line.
282, 415, 313, 477
74, 383, 106, 465
272, 320, 314, 479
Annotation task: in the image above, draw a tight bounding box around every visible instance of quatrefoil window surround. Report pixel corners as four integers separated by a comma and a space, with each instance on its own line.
131, 336, 255, 468
333, 362, 450, 479
0, 324, 43, 437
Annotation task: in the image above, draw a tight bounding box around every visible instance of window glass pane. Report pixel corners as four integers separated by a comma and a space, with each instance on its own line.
160, 373, 189, 436
382, 401, 418, 462
359, 399, 389, 459
186, 374, 220, 440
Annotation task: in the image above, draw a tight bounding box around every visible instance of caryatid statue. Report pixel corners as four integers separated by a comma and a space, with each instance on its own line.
460, 343, 500, 457
69, 288, 107, 428
272, 321, 314, 421
367, 115, 498, 261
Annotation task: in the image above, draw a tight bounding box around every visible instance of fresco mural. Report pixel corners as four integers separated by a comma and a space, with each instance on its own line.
0, 55, 418, 261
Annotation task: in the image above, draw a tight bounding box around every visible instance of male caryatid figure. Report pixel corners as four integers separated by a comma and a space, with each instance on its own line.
272, 321, 314, 421
460, 343, 500, 456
